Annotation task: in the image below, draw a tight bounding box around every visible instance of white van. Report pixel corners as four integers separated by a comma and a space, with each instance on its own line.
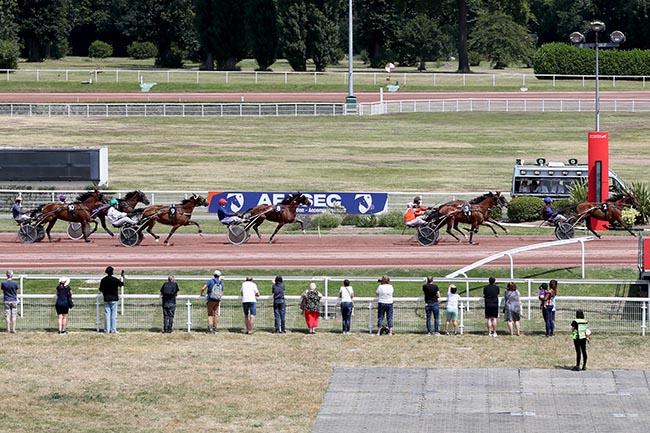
511, 158, 630, 199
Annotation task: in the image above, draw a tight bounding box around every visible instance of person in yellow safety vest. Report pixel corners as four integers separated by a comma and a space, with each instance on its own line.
571, 309, 589, 371
404, 196, 429, 227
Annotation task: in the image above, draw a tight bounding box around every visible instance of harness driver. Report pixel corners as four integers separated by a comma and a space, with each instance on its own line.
107, 199, 138, 227
542, 197, 567, 223
217, 198, 247, 225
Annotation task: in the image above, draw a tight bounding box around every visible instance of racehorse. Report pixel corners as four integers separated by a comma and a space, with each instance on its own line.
248, 192, 313, 243
570, 192, 639, 238
434, 192, 509, 244
37, 190, 105, 242
141, 194, 208, 244
90, 190, 151, 237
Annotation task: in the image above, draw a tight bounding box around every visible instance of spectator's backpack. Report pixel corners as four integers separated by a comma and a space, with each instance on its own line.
304, 290, 320, 312
209, 279, 224, 301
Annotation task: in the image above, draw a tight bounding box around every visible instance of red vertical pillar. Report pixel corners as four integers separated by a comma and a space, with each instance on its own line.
588, 131, 609, 230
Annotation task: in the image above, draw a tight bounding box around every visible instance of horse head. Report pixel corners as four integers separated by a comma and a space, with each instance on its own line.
193, 194, 209, 207
129, 190, 150, 205
495, 191, 509, 208
625, 192, 640, 208
297, 193, 312, 207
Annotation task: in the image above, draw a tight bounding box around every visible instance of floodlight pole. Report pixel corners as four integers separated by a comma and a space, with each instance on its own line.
347, 0, 354, 97
594, 29, 600, 131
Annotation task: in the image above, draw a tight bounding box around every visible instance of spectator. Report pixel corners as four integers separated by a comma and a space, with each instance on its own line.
503, 282, 522, 336
552, 181, 567, 194
272, 275, 286, 334
518, 180, 531, 193
241, 277, 259, 334
483, 276, 500, 337
54, 277, 73, 334
200, 270, 225, 333
445, 284, 461, 335
339, 279, 354, 335
98, 266, 124, 334
160, 275, 180, 333
12, 197, 30, 223
571, 309, 589, 371
422, 276, 441, 336
544, 279, 558, 337
376, 275, 395, 335
2, 270, 19, 333
301, 282, 322, 334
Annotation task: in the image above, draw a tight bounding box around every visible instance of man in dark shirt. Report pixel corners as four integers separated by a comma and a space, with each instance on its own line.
99, 266, 124, 333
422, 276, 441, 336
2, 270, 19, 333
160, 275, 180, 333
483, 276, 500, 337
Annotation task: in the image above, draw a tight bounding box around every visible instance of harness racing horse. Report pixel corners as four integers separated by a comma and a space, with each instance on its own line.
89, 190, 151, 237
38, 190, 105, 242
248, 192, 313, 243
141, 194, 209, 244
570, 192, 639, 238
434, 192, 509, 244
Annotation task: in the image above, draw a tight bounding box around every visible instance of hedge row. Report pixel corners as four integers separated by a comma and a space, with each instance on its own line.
533, 42, 650, 76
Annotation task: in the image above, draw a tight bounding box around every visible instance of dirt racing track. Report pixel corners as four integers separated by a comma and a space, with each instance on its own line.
1, 232, 638, 272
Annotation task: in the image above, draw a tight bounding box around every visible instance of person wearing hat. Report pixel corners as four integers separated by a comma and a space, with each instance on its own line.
106, 198, 137, 227
11, 197, 30, 223
2, 270, 18, 333
445, 284, 461, 335
200, 270, 225, 333
216, 198, 246, 226
541, 197, 567, 223
55, 276, 73, 334
99, 266, 124, 333
403, 195, 429, 228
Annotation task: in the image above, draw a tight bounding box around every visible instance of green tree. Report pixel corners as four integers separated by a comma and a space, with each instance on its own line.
355, 0, 397, 68
396, 14, 443, 71
468, 10, 534, 68
17, 0, 70, 61
88, 39, 112, 58
247, 0, 279, 71
279, 0, 308, 71
306, 2, 340, 71
212, 0, 248, 70
0, 0, 19, 41
0, 39, 20, 69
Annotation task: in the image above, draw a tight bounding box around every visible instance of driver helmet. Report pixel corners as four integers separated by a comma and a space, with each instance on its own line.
218, 198, 227, 206
110, 198, 118, 206
59, 194, 66, 201
14, 197, 21, 202
543, 197, 553, 204
413, 196, 422, 205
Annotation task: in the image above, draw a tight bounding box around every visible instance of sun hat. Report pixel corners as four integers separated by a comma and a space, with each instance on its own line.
214, 270, 222, 277
59, 277, 70, 286
309, 282, 317, 290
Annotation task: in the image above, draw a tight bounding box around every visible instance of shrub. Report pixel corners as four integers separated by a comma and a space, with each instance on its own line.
0, 40, 20, 69
377, 210, 404, 228
127, 41, 158, 60
312, 212, 341, 229
359, 50, 370, 64
622, 208, 640, 226
533, 43, 650, 76
88, 40, 113, 59
568, 178, 588, 203
630, 181, 650, 224
507, 196, 543, 223
355, 214, 378, 228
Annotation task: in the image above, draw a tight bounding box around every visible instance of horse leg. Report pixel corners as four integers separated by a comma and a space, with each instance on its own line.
45, 219, 57, 242
99, 215, 114, 237
445, 221, 461, 242
145, 219, 160, 242
163, 225, 181, 244
453, 220, 468, 240
269, 223, 285, 243
585, 218, 601, 239
251, 216, 264, 240
482, 221, 499, 237
488, 218, 509, 234
81, 220, 91, 243
613, 214, 637, 237
187, 221, 203, 236
297, 219, 306, 235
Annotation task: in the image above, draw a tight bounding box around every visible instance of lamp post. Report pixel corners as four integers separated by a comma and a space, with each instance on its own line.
569, 21, 625, 224
569, 21, 625, 131
345, 0, 357, 113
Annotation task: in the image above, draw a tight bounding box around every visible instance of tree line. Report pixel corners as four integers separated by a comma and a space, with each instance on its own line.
1, 0, 649, 72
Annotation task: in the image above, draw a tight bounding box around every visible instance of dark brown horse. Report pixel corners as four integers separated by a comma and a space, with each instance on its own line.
436, 192, 509, 244
248, 192, 313, 243
38, 190, 105, 242
90, 190, 151, 236
141, 194, 208, 244
570, 192, 639, 238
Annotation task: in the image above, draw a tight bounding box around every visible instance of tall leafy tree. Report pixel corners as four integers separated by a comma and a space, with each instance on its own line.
194, 0, 218, 69
17, 0, 70, 61
355, 0, 397, 68
307, 1, 341, 71
0, 0, 19, 41
212, 0, 248, 70
279, 0, 308, 71
247, 0, 279, 70
469, 10, 535, 68
395, 14, 444, 70
119, 0, 195, 67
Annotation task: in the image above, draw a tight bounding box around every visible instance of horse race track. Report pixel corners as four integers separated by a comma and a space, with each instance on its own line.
1, 232, 637, 272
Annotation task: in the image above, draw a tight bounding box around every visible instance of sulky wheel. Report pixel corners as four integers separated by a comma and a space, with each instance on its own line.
67, 222, 91, 240
119, 226, 140, 247
18, 225, 40, 244
417, 226, 440, 246
227, 225, 249, 245
35, 225, 45, 242
554, 222, 575, 240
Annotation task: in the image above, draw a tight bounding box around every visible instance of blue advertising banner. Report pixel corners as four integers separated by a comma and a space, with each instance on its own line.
207, 192, 388, 215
